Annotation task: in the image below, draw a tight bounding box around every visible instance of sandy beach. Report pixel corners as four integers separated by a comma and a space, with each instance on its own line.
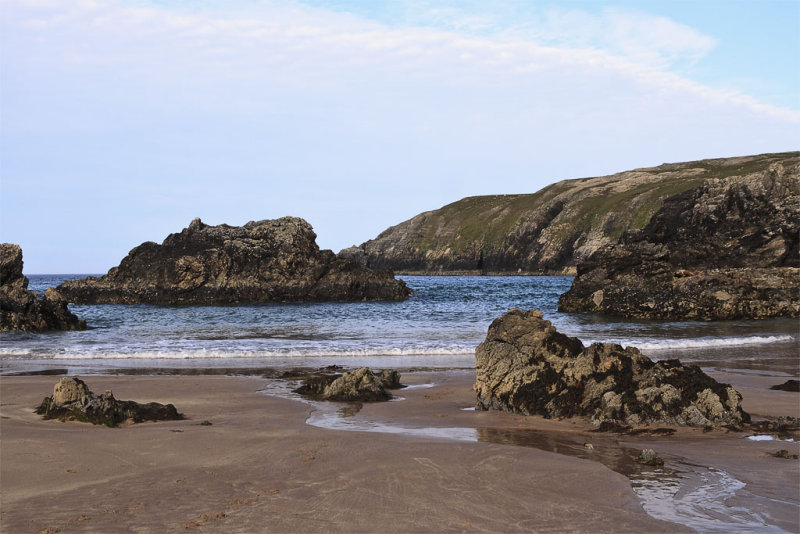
1, 370, 798, 533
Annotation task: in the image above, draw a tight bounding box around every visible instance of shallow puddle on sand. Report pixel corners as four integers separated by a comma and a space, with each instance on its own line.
258, 379, 479, 441
307, 409, 479, 441
629, 463, 788, 533
260, 379, 795, 533
475, 427, 795, 532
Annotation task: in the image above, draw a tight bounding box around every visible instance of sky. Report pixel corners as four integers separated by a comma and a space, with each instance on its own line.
1, 0, 798, 273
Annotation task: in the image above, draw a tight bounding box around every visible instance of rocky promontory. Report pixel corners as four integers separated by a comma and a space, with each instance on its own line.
57, 217, 410, 305
0, 244, 86, 332
558, 158, 800, 319
35, 377, 182, 426
475, 309, 749, 428
347, 152, 799, 274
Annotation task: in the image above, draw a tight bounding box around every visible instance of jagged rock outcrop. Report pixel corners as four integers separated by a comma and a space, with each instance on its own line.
0, 244, 86, 332
475, 309, 749, 428
348, 152, 799, 274
35, 377, 182, 426
293, 367, 402, 402
57, 217, 410, 305
558, 158, 800, 319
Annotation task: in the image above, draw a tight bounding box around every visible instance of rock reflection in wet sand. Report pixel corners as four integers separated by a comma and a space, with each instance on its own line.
477, 427, 784, 533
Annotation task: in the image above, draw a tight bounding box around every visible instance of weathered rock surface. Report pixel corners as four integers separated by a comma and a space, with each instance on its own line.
558, 158, 800, 319
0, 244, 86, 332
293, 367, 402, 402
475, 309, 749, 428
56, 217, 410, 305
35, 377, 182, 426
770, 380, 800, 392
347, 152, 799, 274
636, 449, 665, 466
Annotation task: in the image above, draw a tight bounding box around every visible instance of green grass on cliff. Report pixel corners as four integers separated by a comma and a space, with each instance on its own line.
410, 174, 703, 251
406, 152, 799, 254
412, 188, 555, 252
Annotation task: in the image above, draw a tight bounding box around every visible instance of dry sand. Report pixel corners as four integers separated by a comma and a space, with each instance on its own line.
1, 370, 797, 533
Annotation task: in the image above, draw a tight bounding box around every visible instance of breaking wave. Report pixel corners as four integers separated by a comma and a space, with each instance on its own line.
624, 335, 796, 351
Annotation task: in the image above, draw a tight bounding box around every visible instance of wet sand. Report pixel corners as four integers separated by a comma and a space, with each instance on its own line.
1, 370, 797, 533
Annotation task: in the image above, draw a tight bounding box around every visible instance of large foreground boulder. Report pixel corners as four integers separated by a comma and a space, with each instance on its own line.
475, 309, 749, 428
0, 244, 86, 332
559, 160, 800, 319
36, 377, 182, 426
56, 217, 411, 304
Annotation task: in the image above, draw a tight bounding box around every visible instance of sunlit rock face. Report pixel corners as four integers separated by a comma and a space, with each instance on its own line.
475, 309, 749, 428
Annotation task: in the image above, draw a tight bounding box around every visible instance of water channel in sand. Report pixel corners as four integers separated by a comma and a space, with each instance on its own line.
261, 378, 798, 534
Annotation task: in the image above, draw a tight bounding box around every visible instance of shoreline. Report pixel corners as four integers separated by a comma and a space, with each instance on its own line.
393, 269, 578, 276
2, 369, 798, 532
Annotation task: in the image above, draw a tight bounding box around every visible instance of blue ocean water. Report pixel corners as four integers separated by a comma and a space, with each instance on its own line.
1, 275, 797, 374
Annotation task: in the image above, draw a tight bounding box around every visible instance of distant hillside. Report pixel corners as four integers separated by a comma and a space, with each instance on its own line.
344, 152, 800, 274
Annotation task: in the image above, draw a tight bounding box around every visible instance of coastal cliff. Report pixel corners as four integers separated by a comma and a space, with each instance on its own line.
57, 217, 410, 305
558, 158, 800, 319
0, 244, 87, 332
344, 152, 799, 274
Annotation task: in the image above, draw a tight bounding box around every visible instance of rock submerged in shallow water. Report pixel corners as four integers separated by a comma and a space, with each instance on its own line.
36, 377, 182, 427
293, 367, 402, 402
56, 217, 410, 305
636, 449, 665, 466
0, 244, 86, 332
474, 309, 749, 428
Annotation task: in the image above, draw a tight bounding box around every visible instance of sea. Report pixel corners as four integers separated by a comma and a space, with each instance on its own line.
1, 275, 797, 376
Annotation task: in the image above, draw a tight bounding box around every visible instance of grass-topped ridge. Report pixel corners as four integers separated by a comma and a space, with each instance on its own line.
359, 152, 800, 273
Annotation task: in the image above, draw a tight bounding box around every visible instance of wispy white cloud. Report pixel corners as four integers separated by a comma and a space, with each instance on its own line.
535, 7, 717, 68
1, 0, 794, 121
384, 2, 718, 68
0, 0, 798, 271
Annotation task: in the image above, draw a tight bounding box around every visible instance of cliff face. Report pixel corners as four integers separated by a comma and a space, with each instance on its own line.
347, 152, 799, 274
0, 244, 87, 332
558, 158, 800, 320
57, 217, 410, 305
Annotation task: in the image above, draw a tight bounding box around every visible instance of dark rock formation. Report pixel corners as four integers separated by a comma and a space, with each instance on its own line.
559, 158, 800, 319
770, 380, 800, 392
293, 367, 402, 402
0, 244, 86, 332
475, 309, 749, 428
35, 377, 182, 426
56, 217, 410, 305
348, 152, 799, 274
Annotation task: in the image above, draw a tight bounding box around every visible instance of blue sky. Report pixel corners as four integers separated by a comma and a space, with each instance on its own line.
1, 0, 798, 273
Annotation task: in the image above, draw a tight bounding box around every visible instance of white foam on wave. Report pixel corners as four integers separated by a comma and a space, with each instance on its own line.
0, 346, 477, 360
606, 334, 796, 352
747, 435, 797, 443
